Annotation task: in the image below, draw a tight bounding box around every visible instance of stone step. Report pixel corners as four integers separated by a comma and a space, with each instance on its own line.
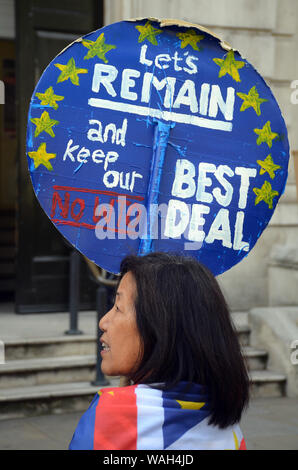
3, 324, 250, 363
4, 335, 97, 360
243, 346, 268, 371
0, 369, 286, 420
0, 345, 268, 392
2, 322, 251, 361
236, 324, 251, 346
249, 370, 286, 398
231, 311, 249, 326
0, 379, 119, 421
0, 355, 98, 389
231, 311, 251, 346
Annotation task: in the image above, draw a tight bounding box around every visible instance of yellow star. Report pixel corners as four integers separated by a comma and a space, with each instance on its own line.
135, 21, 163, 46
82, 33, 116, 63
35, 86, 64, 110
176, 29, 204, 51
254, 121, 278, 148
176, 400, 205, 410
213, 50, 245, 82
253, 180, 279, 209
257, 154, 281, 179
30, 111, 59, 138
98, 389, 115, 398
233, 431, 240, 450
237, 86, 268, 116
28, 143, 56, 171
55, 57, 88, 86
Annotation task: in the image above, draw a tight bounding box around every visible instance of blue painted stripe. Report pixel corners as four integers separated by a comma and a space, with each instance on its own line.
138, 119, 174, 255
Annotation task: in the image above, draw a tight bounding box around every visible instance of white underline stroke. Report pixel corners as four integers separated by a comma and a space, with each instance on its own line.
88, 98, 233, 132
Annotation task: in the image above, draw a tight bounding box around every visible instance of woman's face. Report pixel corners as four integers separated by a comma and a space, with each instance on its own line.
99, 271, 142, 377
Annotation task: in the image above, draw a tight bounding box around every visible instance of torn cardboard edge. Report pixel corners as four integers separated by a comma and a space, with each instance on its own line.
127, 16, 233, 52
52, 16, 234, 62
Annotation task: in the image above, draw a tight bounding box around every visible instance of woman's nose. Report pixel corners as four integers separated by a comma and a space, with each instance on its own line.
99, 309, 111, 331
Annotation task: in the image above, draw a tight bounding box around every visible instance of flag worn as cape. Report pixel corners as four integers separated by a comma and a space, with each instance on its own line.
69, 382, 246, 450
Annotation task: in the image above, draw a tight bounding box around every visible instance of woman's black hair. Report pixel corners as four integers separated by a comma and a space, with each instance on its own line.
119, 252, 250, 429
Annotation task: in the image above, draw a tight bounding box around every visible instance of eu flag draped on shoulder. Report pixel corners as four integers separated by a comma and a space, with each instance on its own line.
69, 382, 246, 450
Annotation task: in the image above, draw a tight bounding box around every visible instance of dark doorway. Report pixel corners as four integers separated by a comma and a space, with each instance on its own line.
15, 0, 104, 313
0, 39, 17, 302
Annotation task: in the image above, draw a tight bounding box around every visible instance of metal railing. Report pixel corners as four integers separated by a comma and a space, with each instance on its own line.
65, 250, 83, 335
65, 250, 119, 386
83, 255, 118, 386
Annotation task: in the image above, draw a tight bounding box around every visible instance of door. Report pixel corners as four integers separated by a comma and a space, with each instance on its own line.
0, 39, 17, 301
15, 0, 103, 313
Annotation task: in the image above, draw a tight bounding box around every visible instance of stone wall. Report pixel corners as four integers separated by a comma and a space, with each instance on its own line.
0, 0, 15, 39
104, 0, 298, 311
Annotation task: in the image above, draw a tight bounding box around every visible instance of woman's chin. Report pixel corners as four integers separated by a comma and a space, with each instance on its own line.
101, 367, 130, 378
100, 363, 119, 377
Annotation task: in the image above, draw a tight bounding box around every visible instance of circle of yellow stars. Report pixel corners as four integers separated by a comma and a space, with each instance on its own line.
28, 21, 285, 215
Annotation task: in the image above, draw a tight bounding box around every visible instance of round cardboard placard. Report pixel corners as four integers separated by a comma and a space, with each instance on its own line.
26, 18, 289, 275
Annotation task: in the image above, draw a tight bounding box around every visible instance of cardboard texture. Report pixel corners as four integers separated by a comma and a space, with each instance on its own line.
26, 18, 289, 275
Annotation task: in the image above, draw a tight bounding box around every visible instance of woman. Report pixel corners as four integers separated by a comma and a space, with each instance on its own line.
69, 252, 249, 450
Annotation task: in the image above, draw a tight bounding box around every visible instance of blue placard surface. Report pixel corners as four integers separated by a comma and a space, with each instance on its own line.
26, 19, 290, 275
